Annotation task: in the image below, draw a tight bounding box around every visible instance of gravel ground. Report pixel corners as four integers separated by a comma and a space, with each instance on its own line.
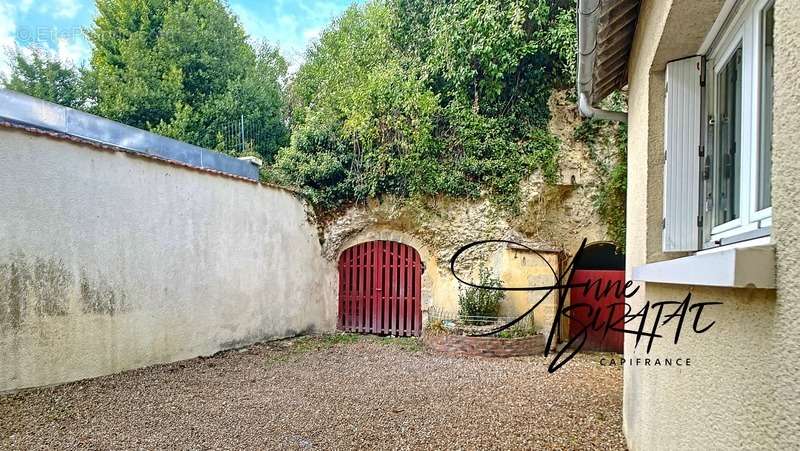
0, 335, 625, 450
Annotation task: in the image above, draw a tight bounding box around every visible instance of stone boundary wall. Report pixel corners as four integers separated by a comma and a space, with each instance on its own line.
0, 125, 337, 392
423, 334, 546, 357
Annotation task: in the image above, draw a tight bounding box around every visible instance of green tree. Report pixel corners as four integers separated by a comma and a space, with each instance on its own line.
272, 0, 575, 211
152, 42, 289, 160
2, 47, 91, 110
87, 0, 288, 160
274, 2, 441, 207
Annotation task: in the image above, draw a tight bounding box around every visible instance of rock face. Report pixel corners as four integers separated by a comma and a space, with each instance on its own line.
319, 90, 618, 329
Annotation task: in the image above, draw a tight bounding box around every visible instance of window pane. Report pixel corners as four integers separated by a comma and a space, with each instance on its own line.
758, 4, 774, 210
714, 45, 742, 226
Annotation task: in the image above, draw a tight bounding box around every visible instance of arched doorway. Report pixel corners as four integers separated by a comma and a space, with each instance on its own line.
568, 242, 626, 353
337, 241, 422, 336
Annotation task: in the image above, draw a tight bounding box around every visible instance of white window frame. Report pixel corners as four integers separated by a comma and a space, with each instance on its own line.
702, 0, 773, 247
750, 0, 774, 227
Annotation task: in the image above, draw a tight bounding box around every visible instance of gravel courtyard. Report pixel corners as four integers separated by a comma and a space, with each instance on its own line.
0, 335, 624, 450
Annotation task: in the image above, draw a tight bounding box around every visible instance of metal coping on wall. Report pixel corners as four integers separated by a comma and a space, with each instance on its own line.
0, 89, 260, 181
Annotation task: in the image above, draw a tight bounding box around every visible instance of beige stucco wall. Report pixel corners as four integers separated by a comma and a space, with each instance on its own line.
497, 247, 560, 331
624, 0, 797, 449
769, 0, 800, 444
0, 127, 336, 392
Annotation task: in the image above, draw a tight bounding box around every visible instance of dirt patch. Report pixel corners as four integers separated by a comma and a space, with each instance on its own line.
0, 335, 624, 450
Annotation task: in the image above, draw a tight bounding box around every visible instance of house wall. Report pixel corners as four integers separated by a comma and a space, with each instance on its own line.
624, 0, 797, 449
0, 127, 337, 392
770, 0, 800, 442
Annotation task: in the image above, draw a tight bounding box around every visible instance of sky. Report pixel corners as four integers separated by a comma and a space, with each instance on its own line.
0, 0, 358, 77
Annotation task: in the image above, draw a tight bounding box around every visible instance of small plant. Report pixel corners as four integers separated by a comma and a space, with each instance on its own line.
458, 265, 504, 325
495, 316, 538, 338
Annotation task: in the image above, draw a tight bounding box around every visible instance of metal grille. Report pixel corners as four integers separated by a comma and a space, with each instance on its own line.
426, 306, 537, 337
218, 114, 273, 157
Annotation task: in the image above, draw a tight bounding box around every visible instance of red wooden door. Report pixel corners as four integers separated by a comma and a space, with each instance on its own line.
337, 241, 422, 336
568, 269, 625, 353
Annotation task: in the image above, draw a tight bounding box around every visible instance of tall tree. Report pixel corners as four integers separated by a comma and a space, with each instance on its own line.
2, 47, 90, 110
273, 0, 575, 211
276, 2, 441, 207
87, 0, 288, 160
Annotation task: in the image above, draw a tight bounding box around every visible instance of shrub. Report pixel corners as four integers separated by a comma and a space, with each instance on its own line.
458, 266, 504, 324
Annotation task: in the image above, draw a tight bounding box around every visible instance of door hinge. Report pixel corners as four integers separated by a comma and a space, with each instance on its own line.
662, 218, 666, 230
697, 215, 703, 227
699, 145, 705, 157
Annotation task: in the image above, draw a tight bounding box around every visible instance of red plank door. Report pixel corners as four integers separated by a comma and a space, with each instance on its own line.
337, 241, 422, 336
568, 269, 625, 353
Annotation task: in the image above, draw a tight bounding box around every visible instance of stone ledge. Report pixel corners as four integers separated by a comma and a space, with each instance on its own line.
423, 334, 545, 357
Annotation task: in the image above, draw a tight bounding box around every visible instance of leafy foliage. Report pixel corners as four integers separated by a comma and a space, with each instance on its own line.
458, 266, 504, 324
271, 0, 577, 212
86, 0, 288, 161
595, 123, 628, 250
574, 108, 628, 250
2, 47, 91, 110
